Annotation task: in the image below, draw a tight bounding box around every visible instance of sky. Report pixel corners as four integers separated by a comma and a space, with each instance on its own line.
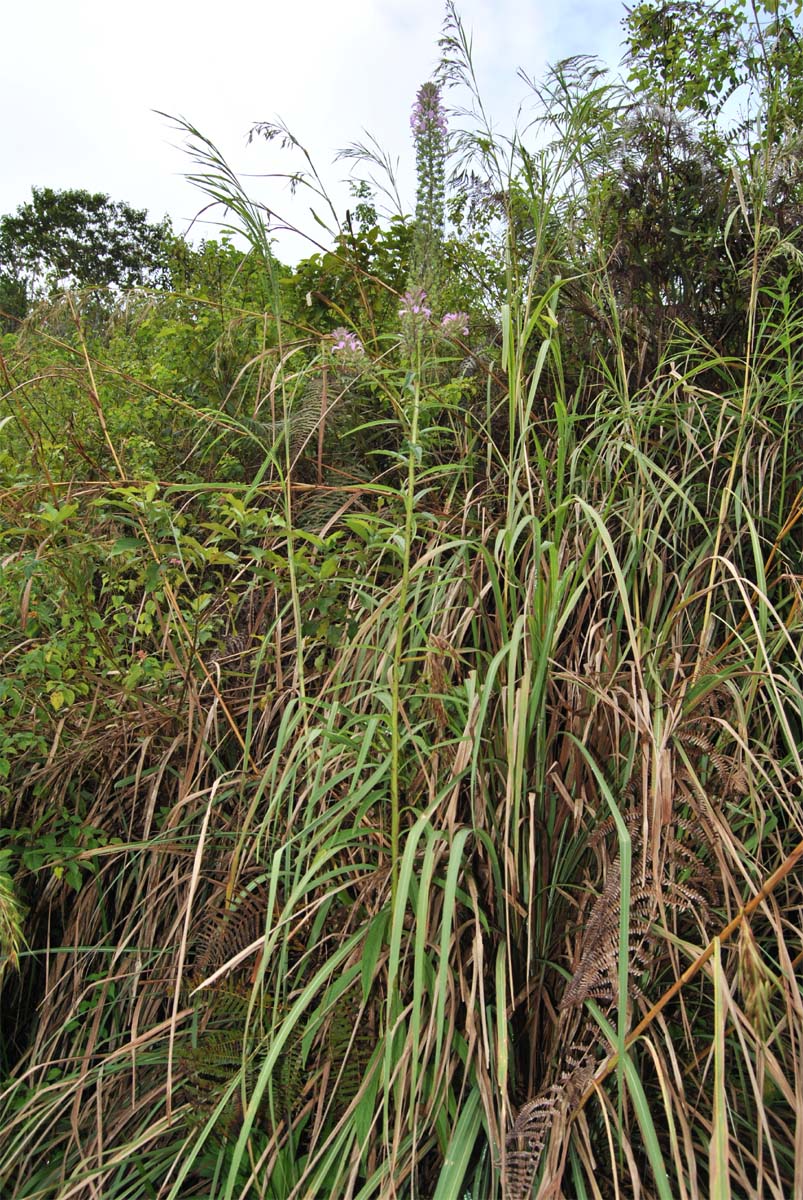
2, 0, 625, 264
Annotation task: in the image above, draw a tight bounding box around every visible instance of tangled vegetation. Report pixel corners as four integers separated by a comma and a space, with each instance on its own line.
2, 2, 803, 1196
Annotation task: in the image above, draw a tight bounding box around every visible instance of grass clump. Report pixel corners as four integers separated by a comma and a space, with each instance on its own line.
2, 3, 803, 1197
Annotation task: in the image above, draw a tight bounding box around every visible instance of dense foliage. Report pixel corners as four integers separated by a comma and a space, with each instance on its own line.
2, 2, 803, 1197
0, 188, 172, 328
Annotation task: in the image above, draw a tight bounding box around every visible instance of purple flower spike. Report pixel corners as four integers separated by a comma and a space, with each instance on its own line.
399, 287, 432, 321
410, 82, 448, 139
329, 327, 364, 355
441, 312, 469, 336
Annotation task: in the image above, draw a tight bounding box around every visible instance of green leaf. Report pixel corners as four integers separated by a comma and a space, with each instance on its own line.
38, 502, 78, 526
431, 1089, 483, 1200
110, 536, 145, 555
622, 1053, 675, 1200
361, 909, 388, 1002
710, 937, 732, 1199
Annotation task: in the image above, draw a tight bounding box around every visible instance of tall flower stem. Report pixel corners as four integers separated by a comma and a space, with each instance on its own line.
389, 342, 422, 908
409, 81, 448, 308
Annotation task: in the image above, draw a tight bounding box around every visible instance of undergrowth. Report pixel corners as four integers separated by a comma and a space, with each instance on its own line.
2, 4, 803, 1197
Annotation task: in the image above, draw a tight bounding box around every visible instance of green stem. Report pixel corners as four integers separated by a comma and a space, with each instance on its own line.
390, 347, 422, 908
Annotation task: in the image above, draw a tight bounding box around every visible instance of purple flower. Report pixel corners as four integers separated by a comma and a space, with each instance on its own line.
410, 82, 448, 138
440, 312, 469, 336
399, 287, 432, 321
329, 327, 364, 355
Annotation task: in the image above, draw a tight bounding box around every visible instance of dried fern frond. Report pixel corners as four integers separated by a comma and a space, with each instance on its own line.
191, 883, 270, 981
563, 810, 718, 1012
505, 1087, 564, 1200
504, 1018, 600, 1198
561, 868, 656, 1011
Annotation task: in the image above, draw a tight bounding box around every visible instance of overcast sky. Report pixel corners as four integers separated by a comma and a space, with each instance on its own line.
3, 0, 625, 263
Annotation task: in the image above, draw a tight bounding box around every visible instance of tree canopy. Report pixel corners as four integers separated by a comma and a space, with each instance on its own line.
0, 187, 172, 325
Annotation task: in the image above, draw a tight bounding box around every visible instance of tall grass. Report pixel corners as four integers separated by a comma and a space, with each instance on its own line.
2, 12, 803, 1199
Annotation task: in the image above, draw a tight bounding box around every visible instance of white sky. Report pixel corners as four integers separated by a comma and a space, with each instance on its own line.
3, 0, 625, 264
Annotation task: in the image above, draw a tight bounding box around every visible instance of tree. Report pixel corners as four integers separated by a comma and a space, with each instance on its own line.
624, 0, 803, 146
624, 0, 747, 134
0, 188, 172, 326
614, 0, 803, 369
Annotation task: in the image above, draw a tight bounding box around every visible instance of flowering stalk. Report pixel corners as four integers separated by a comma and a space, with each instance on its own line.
440, 311, 469, 337
328, 326, 364, 356
408, 82, 447, 307
327, 325, 366, 376
398, 288, 432, 321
